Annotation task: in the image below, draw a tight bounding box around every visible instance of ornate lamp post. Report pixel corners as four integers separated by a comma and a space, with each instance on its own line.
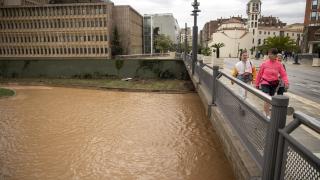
191, 0, 200, 75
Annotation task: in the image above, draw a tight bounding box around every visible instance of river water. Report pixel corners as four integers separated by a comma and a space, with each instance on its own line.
0, 86, 234, 180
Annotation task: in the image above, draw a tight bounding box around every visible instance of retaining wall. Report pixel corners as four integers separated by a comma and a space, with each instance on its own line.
188, 68, 261, 180
0, 58, 188, 80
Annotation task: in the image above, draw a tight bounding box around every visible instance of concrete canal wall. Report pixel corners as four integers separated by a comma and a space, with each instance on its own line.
187, 67, 261, 180
0, 58, 188, 80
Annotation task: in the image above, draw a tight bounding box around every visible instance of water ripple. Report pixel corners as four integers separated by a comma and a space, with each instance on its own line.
0, 86, 234, 180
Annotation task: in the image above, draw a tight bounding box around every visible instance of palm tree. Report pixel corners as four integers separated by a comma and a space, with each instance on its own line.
258, 36, 298, 54
211, 43, 225, 58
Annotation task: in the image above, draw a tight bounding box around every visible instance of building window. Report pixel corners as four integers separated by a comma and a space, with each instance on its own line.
312, 0, 318, 9
268, 31, 270, 35
252, 38, 254, 43
264, 31, 266, 35
273, 32, 276, 35
259, 31, 262, 35
311, 12, 317, 20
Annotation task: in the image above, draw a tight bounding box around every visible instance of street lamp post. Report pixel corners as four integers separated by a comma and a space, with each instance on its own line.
185, 23, 188, 60
191, 0, 200, 75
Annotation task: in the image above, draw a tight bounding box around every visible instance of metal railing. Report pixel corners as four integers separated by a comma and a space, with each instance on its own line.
182, 55, 320, 180
275, 112, 320, 180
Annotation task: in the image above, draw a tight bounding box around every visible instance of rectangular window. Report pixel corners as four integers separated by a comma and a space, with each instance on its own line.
311, 12, 317, 20
312, 0, 318, 9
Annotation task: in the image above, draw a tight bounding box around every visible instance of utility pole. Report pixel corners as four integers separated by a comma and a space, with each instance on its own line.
185, 23, 188, 60
191, 0, 200, 75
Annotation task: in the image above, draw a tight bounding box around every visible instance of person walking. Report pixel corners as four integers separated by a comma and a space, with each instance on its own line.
232, 50, 257, 99
255, 48, 289, 118
276, 53, 287, 95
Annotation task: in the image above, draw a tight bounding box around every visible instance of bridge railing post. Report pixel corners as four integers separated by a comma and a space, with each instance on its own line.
212, 66, 219, 105
262, 95, 289, 180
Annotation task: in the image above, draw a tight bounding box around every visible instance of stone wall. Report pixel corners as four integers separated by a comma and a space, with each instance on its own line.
0, 59, 189, 80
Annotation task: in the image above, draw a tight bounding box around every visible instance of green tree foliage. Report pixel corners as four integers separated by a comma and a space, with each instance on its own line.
181, 45, 192, 53
211, 43, 225, 58
111, 27, 123, 57
201, 47, 212, 56
115, 60, 124, 77
154, 34, 173, 53
258, 36, 299, 54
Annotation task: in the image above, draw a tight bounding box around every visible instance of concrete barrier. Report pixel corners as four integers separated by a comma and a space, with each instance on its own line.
312, 58, 320, 67
186, 68, 261, 180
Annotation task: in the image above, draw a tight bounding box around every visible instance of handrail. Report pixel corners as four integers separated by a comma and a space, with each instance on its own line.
203, 63, 213, 70
218, 71, 272, 103
293, 112, 320, 134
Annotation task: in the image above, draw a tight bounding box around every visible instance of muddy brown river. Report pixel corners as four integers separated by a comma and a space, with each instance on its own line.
0, 86, 234, 180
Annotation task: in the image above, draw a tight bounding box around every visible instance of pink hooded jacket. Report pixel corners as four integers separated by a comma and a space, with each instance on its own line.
255, 59, 289, 87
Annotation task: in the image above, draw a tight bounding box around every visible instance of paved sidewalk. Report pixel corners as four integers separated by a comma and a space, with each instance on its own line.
202, 59, 320, 156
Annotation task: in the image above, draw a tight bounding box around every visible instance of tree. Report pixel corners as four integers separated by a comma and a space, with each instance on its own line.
181, 45, 192, 53
115, 60, 124, 77
201, 47, 212, 56
211, 43, 225, 58
258, 36, 299, 54
154, 34, 172, 53
111, 27, 123, 57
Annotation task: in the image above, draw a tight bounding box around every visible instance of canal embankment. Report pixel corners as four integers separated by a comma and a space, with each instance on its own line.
0, 58, 195, 93
187, 66, 261, 180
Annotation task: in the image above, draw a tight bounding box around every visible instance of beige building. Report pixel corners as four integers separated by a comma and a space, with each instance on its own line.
257, 27, 303, 48
208, 18, 303, 58
180, 27, 192, 46
0, 0, 49, 6
0, 3, 113, 59
208, 0, 303, 58
113, 5, 143, 55
0, 2, 143, 59
209, 18, 253, 58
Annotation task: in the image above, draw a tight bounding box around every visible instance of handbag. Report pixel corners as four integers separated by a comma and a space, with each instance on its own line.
237, 72, 253, 83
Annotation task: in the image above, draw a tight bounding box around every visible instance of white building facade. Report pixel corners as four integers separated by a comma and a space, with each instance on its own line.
208, 0, 303, 58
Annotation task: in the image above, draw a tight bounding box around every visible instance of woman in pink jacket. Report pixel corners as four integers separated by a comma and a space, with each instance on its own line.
255, 48, 289, 118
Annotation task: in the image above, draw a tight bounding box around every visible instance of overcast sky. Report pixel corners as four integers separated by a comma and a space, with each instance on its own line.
112, 0, 305, 29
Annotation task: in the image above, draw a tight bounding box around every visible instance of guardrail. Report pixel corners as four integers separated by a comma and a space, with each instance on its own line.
275, 112, 320, 180
182, 55, 320, 180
